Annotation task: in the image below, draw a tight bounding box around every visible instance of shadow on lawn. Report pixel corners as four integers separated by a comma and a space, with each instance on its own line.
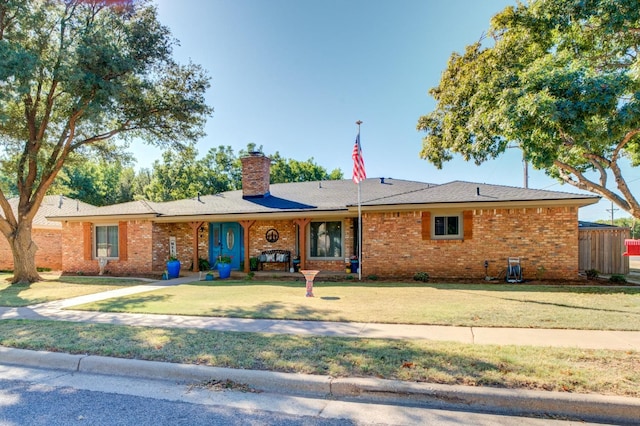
203, 301, 348, 322
449, 288, 640, 317
192, 279, 640, 295
121, 326, 501, 385
79, 294, 172, 312
0, 282, 37, 307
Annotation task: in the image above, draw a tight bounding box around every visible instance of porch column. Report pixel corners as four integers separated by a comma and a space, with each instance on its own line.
189, 222, 204, 272
239, 220, 256, 273
293, 218, 311, 269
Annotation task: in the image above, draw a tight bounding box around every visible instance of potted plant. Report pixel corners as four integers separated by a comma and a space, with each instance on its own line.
216, 255, 232, 279
166, 256, 181, 279
205, 272, 215, 281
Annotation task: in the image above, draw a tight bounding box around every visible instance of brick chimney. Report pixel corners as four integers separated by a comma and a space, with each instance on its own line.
241, 151, 271, 199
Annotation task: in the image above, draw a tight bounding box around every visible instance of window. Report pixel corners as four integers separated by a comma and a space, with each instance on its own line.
95, 225, 119, 258
309, 221, 342, 258
433, 214, 462, 239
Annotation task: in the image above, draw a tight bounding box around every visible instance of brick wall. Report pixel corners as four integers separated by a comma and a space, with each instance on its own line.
62, 221, 155, 275
152, 222, 204, 271
0, 228, 62, 271
248, 220, 296, 271
57, 206, 579, 280
362, 207, 579, 280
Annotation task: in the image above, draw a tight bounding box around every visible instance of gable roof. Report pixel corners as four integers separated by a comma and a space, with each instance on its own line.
46, 178, 600, 222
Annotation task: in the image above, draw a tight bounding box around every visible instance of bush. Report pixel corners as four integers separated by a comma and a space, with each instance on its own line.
609, 274, 627, 284
585, 269, 599, 280
249, 257, 259, 271
367, 274, 379, 281
413, 272, 430, 282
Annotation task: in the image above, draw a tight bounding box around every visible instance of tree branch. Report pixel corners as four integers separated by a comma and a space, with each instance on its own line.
553, 159, 639, 216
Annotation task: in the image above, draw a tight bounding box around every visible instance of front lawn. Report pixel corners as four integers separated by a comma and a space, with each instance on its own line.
0, 273, 147, 307
0, 319, 637, 397
71, 280, 640, 331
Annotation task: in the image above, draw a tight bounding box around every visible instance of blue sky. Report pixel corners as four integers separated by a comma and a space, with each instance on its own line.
138, 0, 637, 222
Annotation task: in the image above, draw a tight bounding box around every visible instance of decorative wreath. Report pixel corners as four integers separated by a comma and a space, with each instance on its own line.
265, 228, 279, 243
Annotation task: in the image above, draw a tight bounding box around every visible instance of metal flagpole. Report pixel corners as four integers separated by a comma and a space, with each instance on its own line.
356, 120, 363, 281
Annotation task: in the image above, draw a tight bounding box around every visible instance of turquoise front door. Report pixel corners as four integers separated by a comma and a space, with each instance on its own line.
210, 223, 242, 270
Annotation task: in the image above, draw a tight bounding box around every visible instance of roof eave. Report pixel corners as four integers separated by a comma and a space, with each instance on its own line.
151, 208, 352, 223
47, 213, 159, 222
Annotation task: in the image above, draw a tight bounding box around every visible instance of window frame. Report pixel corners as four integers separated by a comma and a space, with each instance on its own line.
94, 224, 120, 259
432, 212, 463, 240
307, 220, 344, 260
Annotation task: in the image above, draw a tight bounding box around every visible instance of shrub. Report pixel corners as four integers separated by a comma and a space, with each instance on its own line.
345, 274, 354, 280
413, 272, 430, 282
609, 274, 627, 284
585, 269, 599, 280
191, 258, 210, 272
249, 257, 259, 271
245, 272, 255, 281
367, 274, 379, 281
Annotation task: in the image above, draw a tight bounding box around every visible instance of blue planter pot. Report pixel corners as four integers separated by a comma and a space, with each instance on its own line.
217, 263, 231, 279
166, 260, 181, 279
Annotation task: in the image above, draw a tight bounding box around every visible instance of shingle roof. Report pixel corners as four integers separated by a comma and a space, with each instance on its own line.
46, 178, 600, 221
361, 180, 597, 206
3, 195, 95, 228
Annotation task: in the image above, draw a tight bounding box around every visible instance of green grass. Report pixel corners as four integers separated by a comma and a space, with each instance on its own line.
0, 319, 637, 397
72, 280, 640, 331
0, 273, 146, 307
1, 276, 638, 397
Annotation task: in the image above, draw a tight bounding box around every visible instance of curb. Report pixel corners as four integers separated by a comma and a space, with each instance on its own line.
2, 346, 639, 425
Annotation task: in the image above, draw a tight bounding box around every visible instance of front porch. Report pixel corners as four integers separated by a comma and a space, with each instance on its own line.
192, 269, 355, 282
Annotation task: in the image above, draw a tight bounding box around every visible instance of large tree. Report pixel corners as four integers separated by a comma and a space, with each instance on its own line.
417, 0, 640, 218
0, 0, 212, 283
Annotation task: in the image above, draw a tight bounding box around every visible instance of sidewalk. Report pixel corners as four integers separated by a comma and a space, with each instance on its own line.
1, 274, 639, 350
1, 275, 640, 424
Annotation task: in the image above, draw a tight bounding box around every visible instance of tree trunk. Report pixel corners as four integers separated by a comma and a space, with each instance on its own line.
9, 224, 41, 284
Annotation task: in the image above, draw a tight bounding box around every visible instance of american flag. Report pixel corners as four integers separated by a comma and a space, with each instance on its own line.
352, 133, 366, 184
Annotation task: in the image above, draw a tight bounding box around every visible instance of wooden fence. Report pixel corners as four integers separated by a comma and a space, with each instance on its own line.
578, 226, 629, 275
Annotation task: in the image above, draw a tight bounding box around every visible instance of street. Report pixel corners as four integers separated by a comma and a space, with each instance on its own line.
0, 364, 600, 426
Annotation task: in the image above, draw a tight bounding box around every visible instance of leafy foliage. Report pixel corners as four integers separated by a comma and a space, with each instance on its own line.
585, 269, 600, 280
418, 0, 640, 218
142, 144, 343, 202
0, 0, 211, 282
609, 274, 627, 284
413, 272, 430, 282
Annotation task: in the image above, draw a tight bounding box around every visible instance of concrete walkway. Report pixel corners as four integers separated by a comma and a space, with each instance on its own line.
1, 274, 639, 351
2, 274, 640, 424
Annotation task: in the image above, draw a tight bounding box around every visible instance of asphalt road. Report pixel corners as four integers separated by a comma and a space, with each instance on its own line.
0, 364, 599, 426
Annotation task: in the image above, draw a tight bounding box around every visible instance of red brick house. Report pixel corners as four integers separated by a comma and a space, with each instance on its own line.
48, 152, 600, 280
0, 195, 94, 271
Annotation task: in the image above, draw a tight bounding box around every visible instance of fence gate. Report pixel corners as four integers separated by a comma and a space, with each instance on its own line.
578, 223, 629, 275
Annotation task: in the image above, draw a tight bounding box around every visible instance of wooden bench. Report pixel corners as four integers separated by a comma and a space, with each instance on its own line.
259, 249, 291, 272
